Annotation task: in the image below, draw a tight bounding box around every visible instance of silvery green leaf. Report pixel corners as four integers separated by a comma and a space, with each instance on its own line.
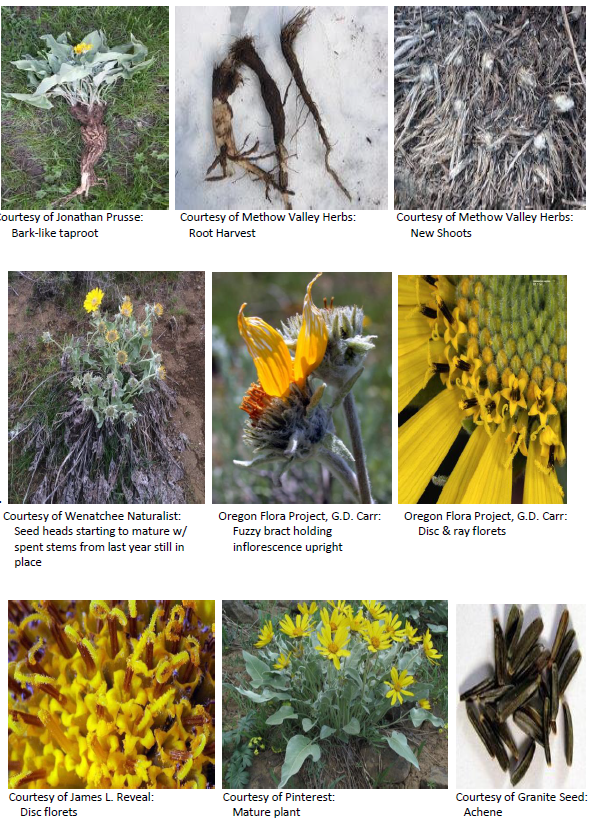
342, 717, 360, 735
321, 432, 354, 462
234, 453, 277, 468
13, 58, 49, 73
232, 686, 291, 704
279, 736, 320, 788
427, 623, 448, 634
344, 335, 376, 353
81, 30, 104, 53
385, 731, 420, 769
56, 32, 70, 44
242, 650, 273, 688
328, 367, 364, 410
397, 651, 416, 671
266, 705, 298, 725
39, 34, 72, 62
302, 718, 315, 733
319, 725, 335, 740
409, 707, 445, 728
93, 61, 118, 86
4, 92, 52, 109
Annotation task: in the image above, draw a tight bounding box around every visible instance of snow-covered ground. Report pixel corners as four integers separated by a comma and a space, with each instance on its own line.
175, 6, 388, 210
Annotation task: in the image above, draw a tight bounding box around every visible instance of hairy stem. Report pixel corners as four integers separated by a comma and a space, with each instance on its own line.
342, 392, 373, 504
317, 447, 360, 503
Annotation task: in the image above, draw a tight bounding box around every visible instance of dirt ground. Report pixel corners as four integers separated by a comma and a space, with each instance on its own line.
7, 272, 205, 503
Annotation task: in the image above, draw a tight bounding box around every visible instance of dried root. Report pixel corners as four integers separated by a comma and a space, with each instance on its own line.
208, 57, 291, 204
54, 103, 108, 207
281, 8, 351, 200
230, 37, 292, 209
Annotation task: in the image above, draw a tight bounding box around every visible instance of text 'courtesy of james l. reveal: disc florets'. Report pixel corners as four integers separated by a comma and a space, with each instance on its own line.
9, 601, 215, 789
398, 275, 566, 504
236, 274, 378, 503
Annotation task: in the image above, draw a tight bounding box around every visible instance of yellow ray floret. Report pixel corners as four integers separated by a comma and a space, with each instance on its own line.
238, 303, 294, 397
293, 273, 328, 384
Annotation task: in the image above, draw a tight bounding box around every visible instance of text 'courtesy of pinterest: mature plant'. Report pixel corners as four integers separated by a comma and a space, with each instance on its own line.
226, 601, 445, 788
9, 601, 215, 789
5, 30, 153, 205
398, 275, 566, 504
237, 274, 379, 503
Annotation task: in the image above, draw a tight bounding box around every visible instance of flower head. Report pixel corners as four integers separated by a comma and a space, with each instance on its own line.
84, 288, 104, 313
361, 620, 392, 653
238, 274, 327, 399
254, 621, 274, 648
382, 612, 405, 642
273, 653, 291, 671
384, 667, 415, 706
279, 613, 311, 639
139, 324, 150, 338
120, 297, 133, 318
422, 630, 443, 663
8, 600, 214, 789
74, 42, 93, 55
362, 600, 388, 620
116, 350, 128, 366
297, 602, 318, 616
315, 623, 351, 670
42, 331, 52, 344
123, 411, 137, 428
105, 329, 119, 344
418, 698, 431, 710
158, 365, 166, 380
402, 621, 422, 645
398, 275, 567, 504
320, 606, 348, 633
153, 303, 164, 317
104, 404, 119, 421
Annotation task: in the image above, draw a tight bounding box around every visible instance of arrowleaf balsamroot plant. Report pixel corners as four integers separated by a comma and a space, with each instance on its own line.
5, 30, 153, 204
227, 601, 445, 788
8, 601, 215, 789
236, 274, 378, 503
399, 275, 567, 503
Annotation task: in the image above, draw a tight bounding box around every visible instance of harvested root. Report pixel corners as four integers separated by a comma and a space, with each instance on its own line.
55, 103, 108, 207
281, 8, 351, 200
207, 58, 290, 203
230, 37, 293, 209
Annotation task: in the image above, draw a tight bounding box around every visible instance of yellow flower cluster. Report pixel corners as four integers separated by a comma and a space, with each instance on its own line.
8, 601, 215, 789
74, 42, 93, 55
252, 602, 443, 672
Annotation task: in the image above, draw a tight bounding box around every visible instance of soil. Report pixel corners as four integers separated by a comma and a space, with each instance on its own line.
7, 272, 205, 503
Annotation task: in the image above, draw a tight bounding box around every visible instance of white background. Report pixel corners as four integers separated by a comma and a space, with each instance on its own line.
2, 0, 591, 824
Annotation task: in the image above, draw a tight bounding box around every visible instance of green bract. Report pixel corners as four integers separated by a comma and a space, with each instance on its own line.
5, 30, 153, 109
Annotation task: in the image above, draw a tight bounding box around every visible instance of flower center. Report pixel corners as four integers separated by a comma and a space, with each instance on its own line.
328, 642, 339, 654
371, 636, 380, 648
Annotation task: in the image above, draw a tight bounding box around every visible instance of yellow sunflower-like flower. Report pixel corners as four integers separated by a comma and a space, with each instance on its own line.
315, 622, 351, 670
297, 602, 318, 616
402, 621, 422, 645
74, 42, 93, 54
153, 303, 164, 317
422, 630, 443, 664
326, 600, 350, 614
8, 600, 214, 789
361, 620, 392, 653
238, 273, 327, 401
279, 613, 311, 639
345, 607, 366, 633
116, 350, 128, 366
84, 288, 104, 313
398, 275, 566, 504
384, 667, 415, 706
273, 653, 291, 670
418, 698, 431, 710
319, 606, 348, 633
362, 600, 388, 620
254, 621, 274, 648
158, 365, 166, 380
382, 612, 405, 642
120, 297, 133, 317
105, 329, 119, 344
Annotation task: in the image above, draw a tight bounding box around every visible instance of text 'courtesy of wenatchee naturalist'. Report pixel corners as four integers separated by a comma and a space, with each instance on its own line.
219, 509, 380, 554
180, 211, 355, 239
402, 509, 567, 537
4, 510, 187, 569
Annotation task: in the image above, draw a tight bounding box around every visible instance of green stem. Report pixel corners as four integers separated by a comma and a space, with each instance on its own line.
317, 447, 361, 502
342, 391, 373, 504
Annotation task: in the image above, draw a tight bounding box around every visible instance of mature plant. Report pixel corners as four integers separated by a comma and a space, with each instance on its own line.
5, 30, 153, 203
227, 601, 445, 788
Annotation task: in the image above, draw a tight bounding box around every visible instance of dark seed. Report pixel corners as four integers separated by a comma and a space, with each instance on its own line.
550, 609, 569, 664
466, 703, 494, 758
505, 605, 523, 659
550, 663, 559, 734
494, 619, 507, 686
543, 697, 551, 767
460, 675, 495, 702
513, 710, 544, 747
495, 675, 540, 722
477, 684, 513, 702
480, 713, 509, 771
559, 650, 582, 696
555, 629, 576, 670
514, 643, 544, 679
490, 716, 519, 760
563, 700, 573, 767
510, 618, 544, 675
511, 740, 536, 786
519, 703, 543, 730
